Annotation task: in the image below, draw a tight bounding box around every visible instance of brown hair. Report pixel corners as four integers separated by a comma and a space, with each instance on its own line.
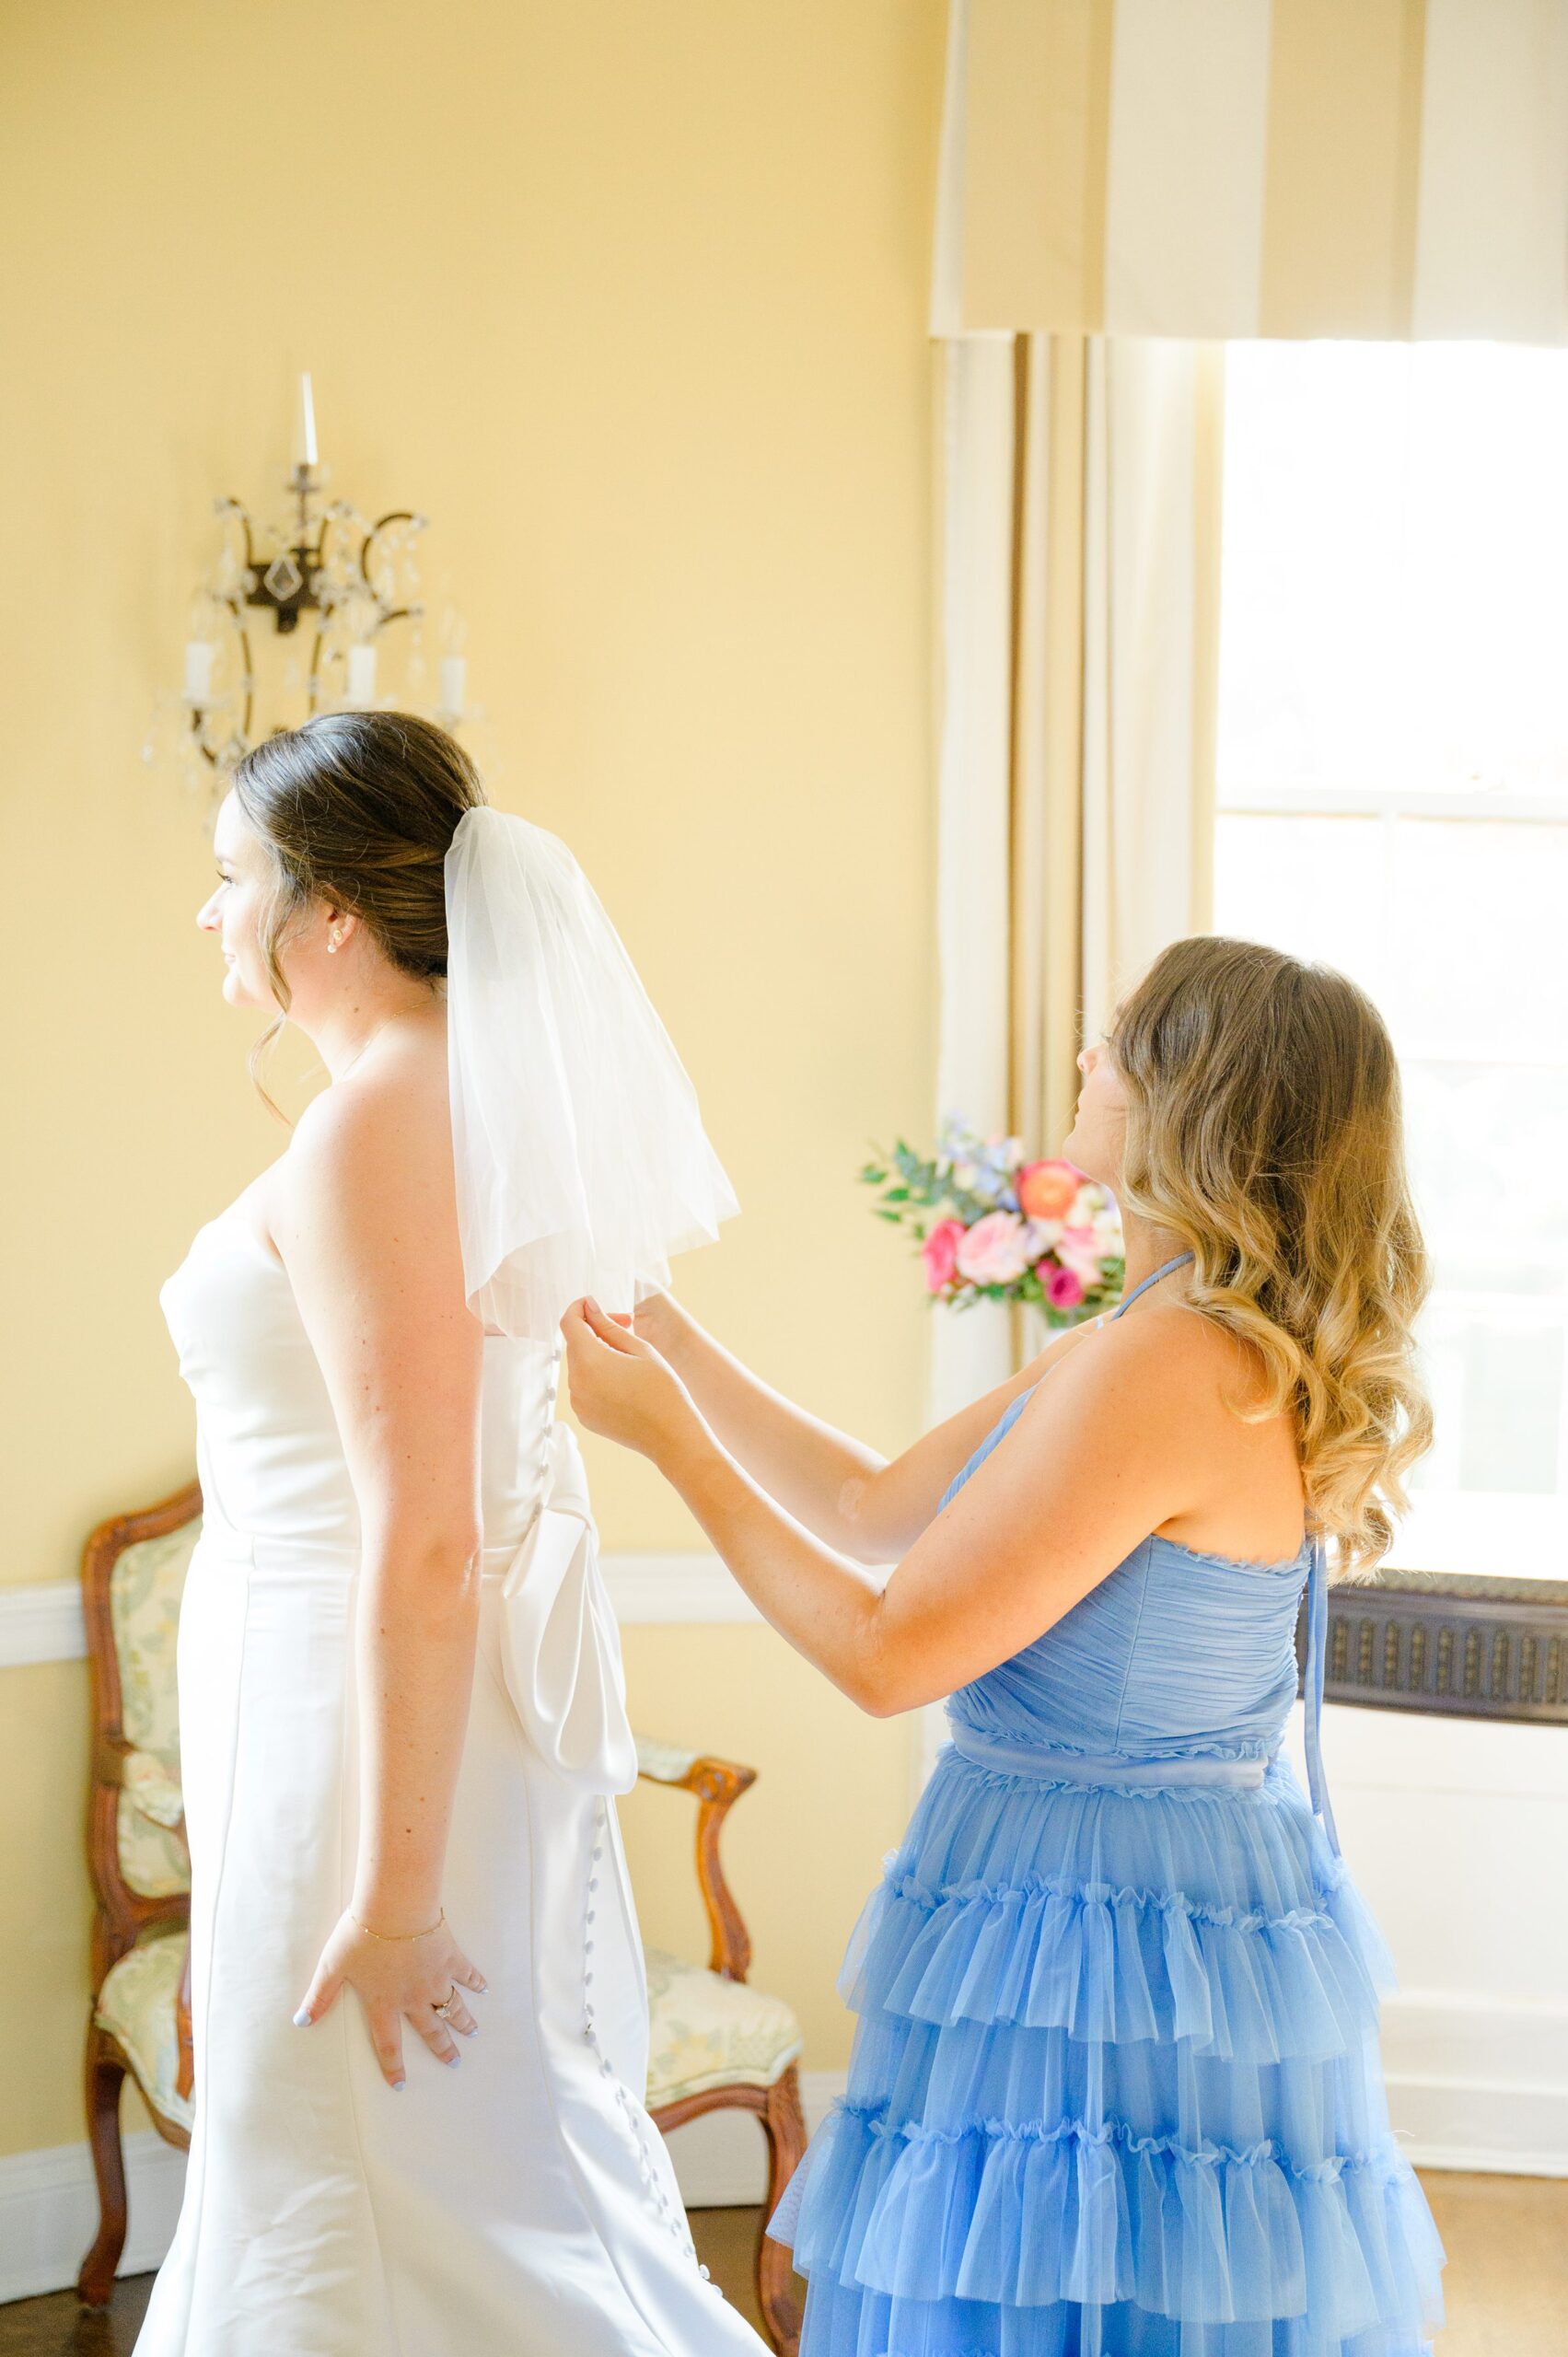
1107, 935, 1433, 1577
228, 710, 485, 1118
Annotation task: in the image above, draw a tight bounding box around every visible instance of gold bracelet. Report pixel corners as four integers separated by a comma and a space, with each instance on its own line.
350, 1905, 446, 1943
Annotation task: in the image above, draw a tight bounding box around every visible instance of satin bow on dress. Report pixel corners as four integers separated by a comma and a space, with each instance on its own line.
495, 1420, 640, 1798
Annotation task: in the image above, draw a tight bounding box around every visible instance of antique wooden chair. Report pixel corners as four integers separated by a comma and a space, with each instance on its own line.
77, 1479, 806, 2356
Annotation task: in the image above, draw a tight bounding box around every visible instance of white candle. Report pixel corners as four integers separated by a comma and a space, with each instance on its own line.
438, 656, 467, 719
293, 372, 319, 472
346, 643, 377, 706
184, 640, 215, 703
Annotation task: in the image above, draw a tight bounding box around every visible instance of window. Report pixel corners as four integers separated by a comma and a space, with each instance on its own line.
1215, 341, 1568, 1575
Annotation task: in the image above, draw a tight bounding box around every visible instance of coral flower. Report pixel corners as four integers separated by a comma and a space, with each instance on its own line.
1016, 1159, 1082, 1223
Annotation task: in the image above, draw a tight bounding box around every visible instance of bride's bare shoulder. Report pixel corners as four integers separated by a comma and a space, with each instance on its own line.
283, 1016, 455, 1230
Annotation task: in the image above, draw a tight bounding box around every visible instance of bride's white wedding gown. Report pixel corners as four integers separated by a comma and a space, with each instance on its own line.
142, 1192, 767, 2355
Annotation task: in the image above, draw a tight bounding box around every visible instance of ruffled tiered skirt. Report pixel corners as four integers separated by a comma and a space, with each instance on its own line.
770, 1744, 1445, 2356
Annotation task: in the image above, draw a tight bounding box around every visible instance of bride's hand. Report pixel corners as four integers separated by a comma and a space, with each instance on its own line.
293, 1910, 487, 2090
561, 1295, 703, 1461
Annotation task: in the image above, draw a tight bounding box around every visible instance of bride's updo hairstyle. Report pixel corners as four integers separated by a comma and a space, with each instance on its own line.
1107, 935, 1433, 1578
228, 710, 486, 1114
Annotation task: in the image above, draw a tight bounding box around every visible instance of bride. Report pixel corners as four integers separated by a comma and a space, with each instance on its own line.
142, 711, 769, 2353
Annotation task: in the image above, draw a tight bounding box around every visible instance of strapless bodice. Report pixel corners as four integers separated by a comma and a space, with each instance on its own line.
158, 1204, 560, 1554
939, 1381, 1313, 1766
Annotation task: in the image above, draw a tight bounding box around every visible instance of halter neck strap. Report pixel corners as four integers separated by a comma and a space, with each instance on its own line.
1109, 1249, 1195, 1318
1301, 1533, 1341, 1857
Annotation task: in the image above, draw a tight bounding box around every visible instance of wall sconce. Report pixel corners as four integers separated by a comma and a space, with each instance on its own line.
147, 375, 474, 792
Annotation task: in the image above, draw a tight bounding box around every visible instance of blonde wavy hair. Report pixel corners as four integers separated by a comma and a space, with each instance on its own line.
1107, 935, 1433, 1578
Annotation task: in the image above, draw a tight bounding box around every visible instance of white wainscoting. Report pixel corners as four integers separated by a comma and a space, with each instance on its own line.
1280, 1698, 1568, 2177
0, 2073, 848, 2304
0, 1553, 759, 1674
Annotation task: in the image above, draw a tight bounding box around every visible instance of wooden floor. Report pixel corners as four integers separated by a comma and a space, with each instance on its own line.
0, 2174, 1561, 2353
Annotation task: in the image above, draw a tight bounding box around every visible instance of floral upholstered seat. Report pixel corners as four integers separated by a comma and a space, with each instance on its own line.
93, 1928, 193, 2136
106, 1521, 196, 1900
645, 1945, 803, 2108
81, 1488, 807, 2356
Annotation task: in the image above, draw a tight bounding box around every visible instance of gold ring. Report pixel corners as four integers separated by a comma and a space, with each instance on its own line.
432, 1985, 459, 2020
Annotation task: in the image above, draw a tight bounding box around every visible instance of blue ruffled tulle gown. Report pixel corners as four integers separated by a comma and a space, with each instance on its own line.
769, 1252, 1445, 2356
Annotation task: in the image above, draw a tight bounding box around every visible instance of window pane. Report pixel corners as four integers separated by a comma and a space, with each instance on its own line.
1411, 1306, 1562, 1498
1219, 341, 1568, 797
1214, 813, 1385, 993
1387, 821, 1568, 1064
1402, 1062, 1568, 1293
1216, 343, 1568, 1575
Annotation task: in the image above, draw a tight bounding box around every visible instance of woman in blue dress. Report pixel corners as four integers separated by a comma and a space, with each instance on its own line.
563, 934, 1446, 2356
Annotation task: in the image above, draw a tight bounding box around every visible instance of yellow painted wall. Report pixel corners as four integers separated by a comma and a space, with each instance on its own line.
0, 0, 945, 2156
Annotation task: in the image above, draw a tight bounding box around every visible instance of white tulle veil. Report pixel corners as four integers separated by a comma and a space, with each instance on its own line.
443, 803, 738, 1344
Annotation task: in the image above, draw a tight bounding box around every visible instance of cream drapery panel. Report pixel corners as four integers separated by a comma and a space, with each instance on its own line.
929, 332, 1223, 1409
1010, 334, 1223, 1160
935, 0, 1568, 345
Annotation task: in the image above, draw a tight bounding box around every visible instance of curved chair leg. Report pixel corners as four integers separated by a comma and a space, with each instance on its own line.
77, 2023, 129, 2306
755, 2065, 807, 2357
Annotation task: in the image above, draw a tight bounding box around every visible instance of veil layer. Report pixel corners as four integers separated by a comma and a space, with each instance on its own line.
443, 804, 738, 1343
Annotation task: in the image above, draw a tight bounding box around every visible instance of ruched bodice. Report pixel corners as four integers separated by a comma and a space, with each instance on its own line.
159, 1206, 561, 1552
942, 1382, 1313, 1764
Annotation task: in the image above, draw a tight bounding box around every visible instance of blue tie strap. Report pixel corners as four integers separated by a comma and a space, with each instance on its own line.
1301, 1531, 1341, 1859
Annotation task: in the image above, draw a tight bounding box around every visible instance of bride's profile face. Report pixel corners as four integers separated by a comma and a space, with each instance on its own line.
195, 791, 279, 1011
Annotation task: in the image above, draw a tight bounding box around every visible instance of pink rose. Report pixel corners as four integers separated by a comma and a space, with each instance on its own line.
1045, 1262, 1086, 1309
921, 1218, 965, 1294
955, 1210, 1035, 1287
1054, 1223, 1103, 1281
1017, 1158, 1082, 1222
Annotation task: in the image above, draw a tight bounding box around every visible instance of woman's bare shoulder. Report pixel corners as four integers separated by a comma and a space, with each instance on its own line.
280, 1020, 455, 1235
1029, 1295, 1276, 1425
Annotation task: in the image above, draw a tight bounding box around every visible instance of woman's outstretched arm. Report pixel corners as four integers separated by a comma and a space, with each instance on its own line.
632, 1288, 1078, 1561
563, 1295, 1201, 1715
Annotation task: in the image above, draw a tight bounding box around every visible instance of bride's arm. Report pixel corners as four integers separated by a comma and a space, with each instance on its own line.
635, 1289, 1075, 1560
273, 1080, 488, 2087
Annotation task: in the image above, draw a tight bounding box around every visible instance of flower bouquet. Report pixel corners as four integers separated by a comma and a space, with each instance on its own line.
858, 1117, 1124, 1325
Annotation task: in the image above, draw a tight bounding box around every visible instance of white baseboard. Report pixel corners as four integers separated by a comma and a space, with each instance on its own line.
0, 2127, 188, 2305
0, 2073, 846, 2305
663, 2068, 844, 2209
5, 2026, 1562, 2309
1380, 1990, 1568, 2177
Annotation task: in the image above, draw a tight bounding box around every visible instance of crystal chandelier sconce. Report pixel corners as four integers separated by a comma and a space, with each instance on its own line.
151, 375, 474, 788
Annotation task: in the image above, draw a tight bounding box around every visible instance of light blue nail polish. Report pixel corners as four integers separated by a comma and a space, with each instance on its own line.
390, 2077, 405, 2092
446, 2051, 460, 2068
292, 2008, 311, 2027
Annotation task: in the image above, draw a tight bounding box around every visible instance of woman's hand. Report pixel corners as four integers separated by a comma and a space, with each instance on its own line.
561, 1295, 705, 1463
293, 1909, 486, 2090
628, 1285, 689, 1359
